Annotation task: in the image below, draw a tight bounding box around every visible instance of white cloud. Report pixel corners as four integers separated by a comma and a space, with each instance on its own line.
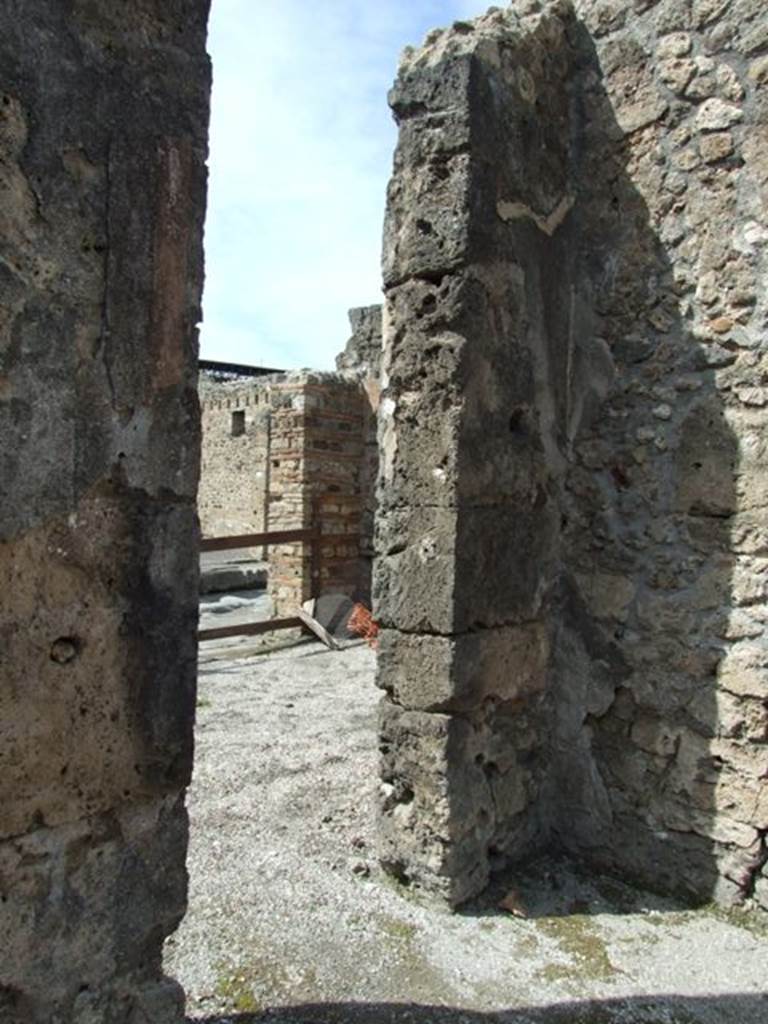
201, 0, 492, 370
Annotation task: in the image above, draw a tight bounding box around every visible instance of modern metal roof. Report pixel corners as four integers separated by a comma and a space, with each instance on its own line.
198, 359, 284, 379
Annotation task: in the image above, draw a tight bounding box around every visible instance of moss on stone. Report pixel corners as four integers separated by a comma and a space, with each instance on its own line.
214, 953, 304, 1014
214, 969, 261, 1014
697, 902, 768, 939
533, 914, 618, 983
379, 914, 419, 944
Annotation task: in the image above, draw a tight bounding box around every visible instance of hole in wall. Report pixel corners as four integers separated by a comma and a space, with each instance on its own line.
508, 408, 527, 434
50, 637, 81, 664
417, 293, 437, 317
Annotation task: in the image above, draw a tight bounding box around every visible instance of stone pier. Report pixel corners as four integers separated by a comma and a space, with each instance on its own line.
0, 2, 210, 1019
374, 0, 767, 910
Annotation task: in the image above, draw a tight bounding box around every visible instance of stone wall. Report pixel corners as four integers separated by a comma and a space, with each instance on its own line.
198, 375, 273, 541
3, 4, 764, 1014
197, 362, 379, 617
0, 2, 210, 1020
554, 0, 767, 911
375, 0, 766, 909
337, 305, 384, 608
336, 304, 384, 379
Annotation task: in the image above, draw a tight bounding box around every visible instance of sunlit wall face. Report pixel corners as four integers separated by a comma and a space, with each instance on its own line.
201, 0, 485, 371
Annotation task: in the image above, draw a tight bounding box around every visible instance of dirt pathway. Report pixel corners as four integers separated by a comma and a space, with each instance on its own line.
165, 642, 768, 1024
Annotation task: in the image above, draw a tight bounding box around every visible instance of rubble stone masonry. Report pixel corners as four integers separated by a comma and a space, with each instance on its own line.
197, 361, 377, 617
375, 0, 767, 909
198, 375, 273, 541
2, 1, 767, 1016
337, 305, 384, 612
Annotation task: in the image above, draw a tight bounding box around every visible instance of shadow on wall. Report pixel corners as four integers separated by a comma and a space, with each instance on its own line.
372, 0, 764, 910
430, 1, 761, 907
191, 993, 768, 1024
542, 10, 761, 909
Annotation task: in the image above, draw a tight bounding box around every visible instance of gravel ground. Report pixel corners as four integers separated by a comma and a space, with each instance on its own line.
165, 638, 768, 1024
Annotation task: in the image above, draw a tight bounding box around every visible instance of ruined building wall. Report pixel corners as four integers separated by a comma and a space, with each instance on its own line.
336, 304, 384, 379
337, 305, 384, 607
268, 373, 368, 615
555, 0, 768, 911
196, 361, 377, 616
198, 376, 272, 539
375, 10, 564, 903
375, 0, 766, 909
0, 2, 210, 1020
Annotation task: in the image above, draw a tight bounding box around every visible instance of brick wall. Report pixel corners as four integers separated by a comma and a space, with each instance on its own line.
268, 373, 367, 616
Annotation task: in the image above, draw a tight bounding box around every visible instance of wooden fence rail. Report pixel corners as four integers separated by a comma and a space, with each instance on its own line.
200, 527, 316, 553
197, 508, 362, 645
198, 526, 316, 642
198, 617, 303, 642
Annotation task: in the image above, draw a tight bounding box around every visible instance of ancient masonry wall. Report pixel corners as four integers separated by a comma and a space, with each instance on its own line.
197, 359, 379, 616
337, 305, 384, 610
0, 2, 210, 1021
375, 0, 767, 910
554, 0, 767, 911
268, 373, 368, 616
198, 376, 273, 541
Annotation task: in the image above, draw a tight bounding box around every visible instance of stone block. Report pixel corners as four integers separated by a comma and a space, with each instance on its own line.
377, 361, 462, 512
717, 644, 768, 697
378, 695, 545, 905
657, 798, 760, 849
382, 148, 473, 288
380, 267, 557, 511
377, 699, 491, 904
376, 623, 549, 712
452, 504, 559, 630
674, 398, 739, 517
630, 715, 681, 757
0, 496, 198, 841
575, 570, 637, 623
373, 506, 458, 633
374, 503, 557, 634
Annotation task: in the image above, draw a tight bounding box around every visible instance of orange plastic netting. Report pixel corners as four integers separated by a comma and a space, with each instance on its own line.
347, 603, 380, 648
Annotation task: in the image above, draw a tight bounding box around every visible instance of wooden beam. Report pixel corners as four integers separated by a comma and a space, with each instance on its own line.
198, 617, 302, 641
200, 529, 316, 552
297, 602, 340, 651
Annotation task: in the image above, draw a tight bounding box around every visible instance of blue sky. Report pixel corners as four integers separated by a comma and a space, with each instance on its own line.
201, 0, 487, 370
